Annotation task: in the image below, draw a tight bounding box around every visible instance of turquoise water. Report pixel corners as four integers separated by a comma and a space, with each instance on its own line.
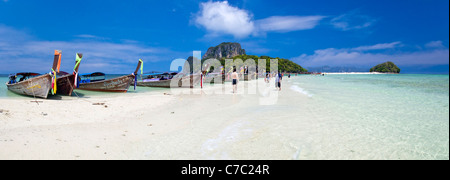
288, 74, 449, 159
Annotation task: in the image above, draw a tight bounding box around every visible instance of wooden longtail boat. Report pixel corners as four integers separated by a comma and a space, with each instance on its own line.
56, 53, 83, 96
136, 63, 208, 88
5, 50, 62, 99
6, 73, 52, 99
136, 73, 202, 88
203, 73, 225, 84
77, 60, 142, 92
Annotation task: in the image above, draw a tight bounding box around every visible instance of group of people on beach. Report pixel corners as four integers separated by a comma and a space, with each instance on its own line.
264, 72, 283, 91
230, 67, 283, 93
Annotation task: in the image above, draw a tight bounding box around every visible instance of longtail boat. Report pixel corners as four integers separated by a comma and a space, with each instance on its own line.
56, 53, 83, 96
6, 51, 61, 99
6, 73, 52, 98
77, 60, 142, 92
136, 63, 208, 88
244, 73, 256, 81
136, 72, 201, 88
203, 73, 225, 84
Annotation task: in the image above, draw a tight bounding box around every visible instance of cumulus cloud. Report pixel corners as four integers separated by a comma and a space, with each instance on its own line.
0, 25, 185, 74
194, 1, 324, 38
194, 1, 255, 38
292, 42, 449, 67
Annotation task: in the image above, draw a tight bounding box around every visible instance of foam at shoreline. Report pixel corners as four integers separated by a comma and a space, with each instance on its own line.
290, 85, 313, 97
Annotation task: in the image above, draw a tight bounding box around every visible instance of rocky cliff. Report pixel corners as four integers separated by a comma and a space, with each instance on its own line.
202, 42, 246, 59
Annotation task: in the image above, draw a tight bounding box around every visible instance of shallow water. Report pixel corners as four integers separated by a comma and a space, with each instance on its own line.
284, 74, 449, 159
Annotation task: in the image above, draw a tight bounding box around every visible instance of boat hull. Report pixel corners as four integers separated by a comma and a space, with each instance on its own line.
244, 74, 253, 81
78, 75, 134, 92
56, 74, 76, 96
203, 74, 225, 84
137, 74, 201, 88
6, 74, 52, 99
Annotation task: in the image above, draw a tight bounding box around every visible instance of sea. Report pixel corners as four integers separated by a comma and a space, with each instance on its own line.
284, 74, 449, 159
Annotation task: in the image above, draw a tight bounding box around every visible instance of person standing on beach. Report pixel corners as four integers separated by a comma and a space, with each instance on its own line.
279, 72, 283, 91
264, 70, 268, 83
275, 72, 279, 89
232, 67, 239, 93
276, 72, 282, 91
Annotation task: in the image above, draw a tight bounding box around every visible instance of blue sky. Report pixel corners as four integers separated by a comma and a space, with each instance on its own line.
0, 0, 448, 74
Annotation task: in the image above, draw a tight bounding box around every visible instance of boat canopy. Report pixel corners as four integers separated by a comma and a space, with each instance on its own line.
8, 72, 41, 84
142, 72, 178, 76
80, 72, 106, 77
9, 72, 40, 77
79, 72, 106, 83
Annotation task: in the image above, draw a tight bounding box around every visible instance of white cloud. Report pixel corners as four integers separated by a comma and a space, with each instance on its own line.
0, 25, 186, 74
75, 34, 102, 39
351, 41, 402, 51
331, 11, 376, 31
194, 1, 324, 38
194, 1, 255, 38
292, 42, 449, 67
256, 16, 326, 33
425, 40, 446, 49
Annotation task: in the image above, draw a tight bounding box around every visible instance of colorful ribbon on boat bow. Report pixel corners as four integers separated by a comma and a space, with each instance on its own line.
50, 68, 57, 95
134, 59, 143, 91
74, 53, 83, 88
139, 59, 144, 75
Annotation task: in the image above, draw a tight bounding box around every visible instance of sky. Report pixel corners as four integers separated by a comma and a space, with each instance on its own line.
0, 0, 448, 74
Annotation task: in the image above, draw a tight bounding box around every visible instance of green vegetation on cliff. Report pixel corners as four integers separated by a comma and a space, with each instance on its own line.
185, 43, 308, 73
206, 55, 307, 73
198, 42, 307, 73
370, 61, 401, 73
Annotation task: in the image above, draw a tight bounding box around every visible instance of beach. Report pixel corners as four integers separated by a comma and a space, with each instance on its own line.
0, 75, 449, 160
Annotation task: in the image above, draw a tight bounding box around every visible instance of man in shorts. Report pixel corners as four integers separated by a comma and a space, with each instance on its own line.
232, 67, 239, 93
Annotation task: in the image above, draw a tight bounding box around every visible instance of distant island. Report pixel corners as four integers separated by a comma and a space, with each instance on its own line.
188, 42, 308, 73
370, 61, 401, 73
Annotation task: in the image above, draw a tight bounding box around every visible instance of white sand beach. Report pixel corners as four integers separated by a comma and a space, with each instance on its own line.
0, 79, 312, 160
